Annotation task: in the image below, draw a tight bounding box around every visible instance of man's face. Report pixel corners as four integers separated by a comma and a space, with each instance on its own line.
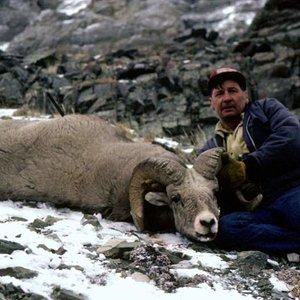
210, 80, 249, 122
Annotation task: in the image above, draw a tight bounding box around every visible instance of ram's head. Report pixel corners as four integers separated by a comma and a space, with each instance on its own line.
129, 147, 224, 242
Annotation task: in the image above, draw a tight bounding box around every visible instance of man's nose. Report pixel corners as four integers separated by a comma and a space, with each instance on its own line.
222, 90, 232, 100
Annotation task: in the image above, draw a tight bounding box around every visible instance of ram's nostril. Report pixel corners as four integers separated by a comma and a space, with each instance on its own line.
200, 218, 216, 228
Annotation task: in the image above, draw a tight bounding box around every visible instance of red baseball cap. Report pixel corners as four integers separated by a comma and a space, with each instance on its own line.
208, 67, 246, 93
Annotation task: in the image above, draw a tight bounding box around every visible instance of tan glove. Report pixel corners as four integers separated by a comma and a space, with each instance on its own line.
218, 152, 246, 189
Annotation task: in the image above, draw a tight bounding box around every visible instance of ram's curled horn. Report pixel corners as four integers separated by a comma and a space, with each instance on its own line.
129, 157, 186, 231
193, 147, 225, 180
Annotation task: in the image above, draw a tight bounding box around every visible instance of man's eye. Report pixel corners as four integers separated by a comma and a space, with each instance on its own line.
215, 91, 224, 96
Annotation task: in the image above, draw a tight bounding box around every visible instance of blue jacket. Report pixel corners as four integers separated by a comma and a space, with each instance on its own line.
198, 97, 300, 202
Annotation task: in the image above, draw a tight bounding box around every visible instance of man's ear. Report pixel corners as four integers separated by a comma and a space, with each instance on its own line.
244, 90, 249, 104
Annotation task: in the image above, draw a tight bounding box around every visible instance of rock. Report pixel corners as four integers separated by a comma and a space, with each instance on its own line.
287, 252, 300, 263
51, 286, 85, 300
0, 282, 46, 299
0, 0, 299, 147
129, 244, 178, 292
234, 250, 269, 275
291, 285, 300, 298
0, 200, 298, 299
97, 239, 142, 259
0, 239, 25, 254
96, 238, 126, 258
0, 267, 38, 279
276, 268, 300, 298
81, 214, 102, 229
131, 271, 151, 283
0, 72, 24, 106
28, 217, 58, 232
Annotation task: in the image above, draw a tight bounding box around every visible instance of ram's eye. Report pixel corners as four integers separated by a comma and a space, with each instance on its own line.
171, 194, 181, 204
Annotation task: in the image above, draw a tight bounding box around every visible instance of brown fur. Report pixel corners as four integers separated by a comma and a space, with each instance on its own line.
0, 115, 221, 241
0, 115, 170, 220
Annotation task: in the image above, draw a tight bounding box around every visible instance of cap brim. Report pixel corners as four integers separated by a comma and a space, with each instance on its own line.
209, 72, 246, 92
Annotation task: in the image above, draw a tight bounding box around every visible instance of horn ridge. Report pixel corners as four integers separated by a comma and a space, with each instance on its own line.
129, 157, 186, 231
194, 147, 224, 180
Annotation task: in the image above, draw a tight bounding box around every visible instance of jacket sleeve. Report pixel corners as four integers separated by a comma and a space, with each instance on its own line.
243, 98, 300, 181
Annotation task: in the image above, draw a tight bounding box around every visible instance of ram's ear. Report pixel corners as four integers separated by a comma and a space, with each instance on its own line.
145, 192, 170, 206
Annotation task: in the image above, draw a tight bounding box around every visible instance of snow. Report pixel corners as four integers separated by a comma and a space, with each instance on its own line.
0, 109, 17, 118
0, 42, 9, 52
0, 108, 290, 299
154, 137, 179, 149
269, 274, 290, 293
0, 200, 254, 300
57, 0, 92, 16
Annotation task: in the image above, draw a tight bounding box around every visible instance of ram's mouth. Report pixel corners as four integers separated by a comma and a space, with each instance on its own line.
196, 232, 217, 242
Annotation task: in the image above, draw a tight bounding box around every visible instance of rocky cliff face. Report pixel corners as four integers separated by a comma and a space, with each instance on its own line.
1, 0, 266, 55
0, 0, 299, 146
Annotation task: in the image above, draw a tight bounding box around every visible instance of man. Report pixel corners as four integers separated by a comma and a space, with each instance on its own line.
198, 67, 300, 254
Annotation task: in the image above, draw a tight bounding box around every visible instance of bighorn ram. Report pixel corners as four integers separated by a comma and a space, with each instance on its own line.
0, 115, 224, 242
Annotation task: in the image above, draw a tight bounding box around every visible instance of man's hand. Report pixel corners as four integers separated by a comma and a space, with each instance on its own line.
218, 152, 246, 189
236, 181, 263, 211
239, 181, 261, 201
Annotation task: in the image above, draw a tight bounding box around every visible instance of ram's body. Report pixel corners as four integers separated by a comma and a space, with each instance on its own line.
0, 115, 222, 241
0, 115, 166, 217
